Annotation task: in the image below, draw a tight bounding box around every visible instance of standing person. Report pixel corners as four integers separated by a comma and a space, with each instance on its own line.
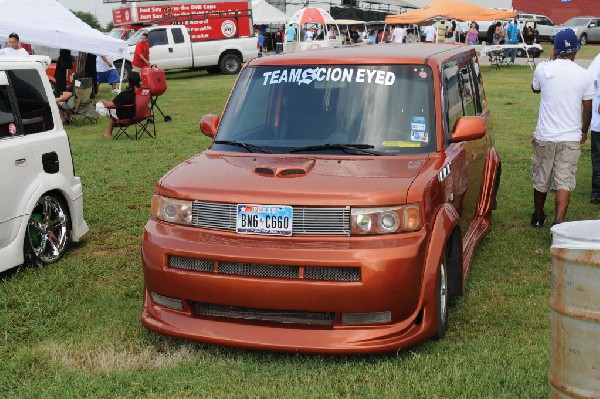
327, 25, 337, 40
588, 53, 600, 204
284, 23, 296, 53
0, 33, 29, 56
446, 21, 457, 43
96, 55, 121, 93
84, 53, 97, 96
274, 25, 284, 54
255, 28, 265, 52
54, 49, 72, 96
132, 32, 150, 73
486, 22, 496, 44
465, 22, 478, 45
391, 25, 405, 43
423, 24, 437, 42
503, 18, 520, 64
493, 22, 502, 44
530, 29, 595, 227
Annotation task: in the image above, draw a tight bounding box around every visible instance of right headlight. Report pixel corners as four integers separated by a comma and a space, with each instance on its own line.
351, 205, 422, 235
151, 194, 193, 226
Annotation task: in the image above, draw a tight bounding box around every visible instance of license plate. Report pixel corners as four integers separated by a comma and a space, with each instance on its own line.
236, 204, 293, 236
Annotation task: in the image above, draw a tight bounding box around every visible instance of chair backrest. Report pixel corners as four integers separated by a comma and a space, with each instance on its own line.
74, 77, 94, 102
134, 87, 152, 119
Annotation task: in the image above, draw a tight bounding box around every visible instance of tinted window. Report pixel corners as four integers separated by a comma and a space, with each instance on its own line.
6, 69, 54, 134
172, 28, 185, 44
443, 59, 482, 135
148, 29, 168, 46
444, 62, 463, 134
0, 85, 18, 138
216, 65, 436, 155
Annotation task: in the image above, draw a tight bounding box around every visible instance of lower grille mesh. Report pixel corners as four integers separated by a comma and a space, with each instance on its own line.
192, 302, 334, 326
169, 256, 361, 282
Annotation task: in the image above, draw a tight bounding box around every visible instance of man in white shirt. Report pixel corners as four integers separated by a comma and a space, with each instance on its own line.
0, 33, 29, 56
423, 25, 437, 43
96, 55, 121, 93
392, 25, 406, 43
587, 53, 600, 204
530, 29, 595, 227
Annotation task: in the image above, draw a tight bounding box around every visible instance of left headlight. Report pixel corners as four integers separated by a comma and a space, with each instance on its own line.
351, 205, 422, 235
151, 194, 193, 226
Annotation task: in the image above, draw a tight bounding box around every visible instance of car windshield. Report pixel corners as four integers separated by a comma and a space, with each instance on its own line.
127, 29, 147, 46
214, 64, 436, 155
108, 29, 124, 39
563, 18, 588, 26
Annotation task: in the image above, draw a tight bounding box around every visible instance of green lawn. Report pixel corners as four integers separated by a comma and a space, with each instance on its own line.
1, 60, 599, 398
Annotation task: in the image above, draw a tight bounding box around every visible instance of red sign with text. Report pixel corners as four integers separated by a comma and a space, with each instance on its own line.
113, 2, 252, 42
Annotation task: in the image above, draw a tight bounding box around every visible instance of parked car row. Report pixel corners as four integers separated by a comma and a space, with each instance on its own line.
551, 16, 600, 45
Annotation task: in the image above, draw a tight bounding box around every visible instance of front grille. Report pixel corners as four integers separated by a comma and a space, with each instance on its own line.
168, 256, 361, 282
191, 302, 334, 326
304, 266, 361, 282
192, 201, 350, 235
218, 262, 299, 279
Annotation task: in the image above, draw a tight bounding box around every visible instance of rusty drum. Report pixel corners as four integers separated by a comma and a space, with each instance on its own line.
549, 220, 600, 398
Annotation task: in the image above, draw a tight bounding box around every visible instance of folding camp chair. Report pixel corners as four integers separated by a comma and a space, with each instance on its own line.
70, 77, 99, 125
112, 87, 155, 140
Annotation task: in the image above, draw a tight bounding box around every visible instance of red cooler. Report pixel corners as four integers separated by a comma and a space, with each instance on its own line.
141, 65, 167, 96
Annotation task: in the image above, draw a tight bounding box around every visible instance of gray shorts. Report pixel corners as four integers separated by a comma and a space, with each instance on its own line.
531, 138, 581, 192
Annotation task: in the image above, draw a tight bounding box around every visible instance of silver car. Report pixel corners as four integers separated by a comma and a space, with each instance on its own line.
551, 16, 600, 45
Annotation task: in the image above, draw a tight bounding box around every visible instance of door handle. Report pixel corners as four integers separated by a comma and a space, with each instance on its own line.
15, 158, 27, 166
169, 47, 173, 53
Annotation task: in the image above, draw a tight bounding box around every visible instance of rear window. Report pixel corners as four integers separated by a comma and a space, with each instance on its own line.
6, 69, 54, 134
215, 64, 436, 155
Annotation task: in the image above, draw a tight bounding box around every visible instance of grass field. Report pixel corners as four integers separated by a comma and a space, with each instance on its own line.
1, 52, 600, 398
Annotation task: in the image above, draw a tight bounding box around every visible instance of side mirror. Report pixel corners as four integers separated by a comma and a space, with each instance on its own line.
200, 114, 220, 138
451, 116, 486, 142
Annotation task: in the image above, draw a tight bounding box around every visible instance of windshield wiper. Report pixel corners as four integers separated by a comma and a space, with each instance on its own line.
290, 143, 386, 156
213, 140, 272, 153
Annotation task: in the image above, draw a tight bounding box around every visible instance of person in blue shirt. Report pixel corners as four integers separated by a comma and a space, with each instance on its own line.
284, 24, 297, 53
503, 18, 520, 63
255, 28, 265, 53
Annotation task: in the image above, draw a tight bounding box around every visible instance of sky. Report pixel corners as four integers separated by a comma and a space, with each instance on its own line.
57, 0, 514, 27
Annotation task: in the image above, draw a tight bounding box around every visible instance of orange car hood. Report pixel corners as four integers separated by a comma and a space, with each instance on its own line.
158, 151, 430, 206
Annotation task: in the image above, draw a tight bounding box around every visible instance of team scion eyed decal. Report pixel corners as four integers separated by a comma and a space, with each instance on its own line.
261, 67, 396, 86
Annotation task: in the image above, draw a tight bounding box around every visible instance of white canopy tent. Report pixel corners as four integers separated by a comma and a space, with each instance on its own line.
251, 0, 290, 25
0, 0, 127, 57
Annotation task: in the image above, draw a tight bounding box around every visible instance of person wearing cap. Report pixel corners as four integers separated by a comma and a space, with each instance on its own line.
529, 28, 595, 228
587, 53, 600, 204
0, 33, 29, 56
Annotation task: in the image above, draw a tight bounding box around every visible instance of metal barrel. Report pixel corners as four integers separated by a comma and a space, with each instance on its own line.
549, 220, 600, 398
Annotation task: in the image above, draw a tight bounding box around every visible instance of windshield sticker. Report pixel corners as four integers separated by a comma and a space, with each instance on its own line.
261, 67, 396, 87
382, 140, 421, 148
410, 116, 428, 143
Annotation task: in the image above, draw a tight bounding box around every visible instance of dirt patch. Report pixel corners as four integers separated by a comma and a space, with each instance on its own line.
43, 342, 197, 372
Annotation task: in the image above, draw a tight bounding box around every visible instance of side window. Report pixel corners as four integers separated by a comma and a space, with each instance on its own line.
0, 85, 18, 139
172, 28, 185, 44
461, 62, 482, 116
6, 69, 54, 134
148, 29, 169, 47
443, 62, 463, 137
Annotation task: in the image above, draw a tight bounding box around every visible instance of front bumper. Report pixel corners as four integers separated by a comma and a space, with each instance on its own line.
141, 220, 440, 354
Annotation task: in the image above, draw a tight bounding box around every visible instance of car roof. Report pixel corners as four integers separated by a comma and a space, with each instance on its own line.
0, 55, 51, 67
249, 44, 474, 67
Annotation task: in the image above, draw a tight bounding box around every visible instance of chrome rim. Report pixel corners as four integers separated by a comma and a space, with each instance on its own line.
225, 58, 239, 73
439, 261, 448, 322
26, 196, 69, 263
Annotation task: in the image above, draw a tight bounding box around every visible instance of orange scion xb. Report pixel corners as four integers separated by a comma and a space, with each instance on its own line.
141, 44, 501, 354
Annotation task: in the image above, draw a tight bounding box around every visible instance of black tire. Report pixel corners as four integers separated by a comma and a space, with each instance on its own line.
435, 250, 449, 340
113, 60, 132, 82
580, 34, 587, 46
24, 195, 70, 265
516, 49, 524, 58
492, 163, 502, 211
219, 53, 242, 75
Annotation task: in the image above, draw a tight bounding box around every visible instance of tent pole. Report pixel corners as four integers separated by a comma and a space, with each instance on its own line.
118, 61, 125, 91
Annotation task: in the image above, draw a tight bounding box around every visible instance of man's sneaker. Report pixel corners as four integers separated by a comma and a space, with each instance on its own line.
112, 88, 121, 94
591, 196, 600, 205
530, 212, 546, 228
552, 220, 561, 227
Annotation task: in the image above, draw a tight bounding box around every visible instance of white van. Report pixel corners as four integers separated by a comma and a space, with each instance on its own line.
0, 55, 88, 272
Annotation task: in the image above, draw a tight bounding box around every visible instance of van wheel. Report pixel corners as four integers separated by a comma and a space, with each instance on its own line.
113, 60, 132, 82
580, 34, 587, 46
219, 54, 242, 75
435, 251, 449, 339
24, 195, 70, 265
